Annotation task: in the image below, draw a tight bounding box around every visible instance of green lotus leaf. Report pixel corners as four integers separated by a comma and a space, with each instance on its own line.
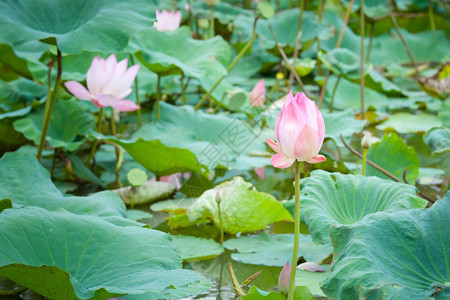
321, 110, 366, 147
0, 152, 126, 218
321, 193, 450, 299
150, 198, 197, 212
187, 177, 293, 234
366, 133, 420, 183
322, 76, 391, 111
255, 9, 333, 52
0, 0, 155, 54
377, 112, 443, 134
223, 232, 332, 267
172, 235, 224, 261
0, 44, 32, 81
424, 127, 450, 155
341, 0, 389, 18
97, 102, 266, 176
243, 286, 286, 300
319, 48, 371, 79
126, 209, 153, 222
14, 99, 94, 151
0, 78, 46, 112
0, 207, 210, 299
131, 27, 230, 79
299, 170, 427, 244
0, 118, 27, 155
364, 70, 406, 96
190, 1, 253, 24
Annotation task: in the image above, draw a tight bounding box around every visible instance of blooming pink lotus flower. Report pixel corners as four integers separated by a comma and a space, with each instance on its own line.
249, 79, 266, 107
278, 262, 291, 295
154, 9, 182, 32
266, 91, 326, 168
64, 54, 140, 112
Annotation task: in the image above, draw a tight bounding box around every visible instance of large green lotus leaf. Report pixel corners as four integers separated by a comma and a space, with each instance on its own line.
98, 102, 266, 176
223, 233, 332, 267
364, 70, 406, 96
255, 9, 332, 52
424, 127, 450, 155
300, 170, 426, 244
369, 29, 450, 66
320, 11, 449, 66
0, 152, 126, 218
367, 133, 420, 183
0, 78, 46, 112
319, 48, 371, 79
14, 99, 94, 151
377, 112, 443, 134
322, 76, 391, 111
131, 27, 229, 78
242, 286, 286, 300
321, 110, 366, 147
0, 0, 155, 54
190, 1, 253, 24
0, 207, 210, 299
187, 177, 293, 234
321, 193, 450, 300
172, 235, 224, 261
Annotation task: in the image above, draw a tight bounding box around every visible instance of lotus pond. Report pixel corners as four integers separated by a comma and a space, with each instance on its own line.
0, 0, 449, 299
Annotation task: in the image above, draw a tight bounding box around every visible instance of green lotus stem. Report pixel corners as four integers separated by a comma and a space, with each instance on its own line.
360, 0, 366, 120
110, 108, 116, 136
194, 18, 258, 110
329, 75, 341, 113
181, 72, 187, 105
428, 0, 436, 30
318, 0, 354, 109
288, 0, 305, 90
86, 108, 103, 167
50, 148, 57, 178
218, 198, 224, 245
130, 189, 135, 208
129, 55, 142, 127
37, 49, 62, 161
362, 148, 368, 176
288, 160, 301, 300
155, 74, 161, 122
209, 4, 215, 38
366, 22, 375, 63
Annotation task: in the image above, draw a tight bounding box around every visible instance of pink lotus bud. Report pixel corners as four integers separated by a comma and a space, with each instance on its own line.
278, 262, 291, 295
249, 79, 266, 107
154, 9, 182, 32
254, 167, 265, 180
64, 54, 140, 112
265, 91, 326, 168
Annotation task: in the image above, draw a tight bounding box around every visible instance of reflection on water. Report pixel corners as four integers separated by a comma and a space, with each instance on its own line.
183, 251, 282, 299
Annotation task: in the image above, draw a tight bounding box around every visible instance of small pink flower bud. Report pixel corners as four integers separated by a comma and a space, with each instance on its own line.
249, 79, 266, 107
278, 262, 291, 295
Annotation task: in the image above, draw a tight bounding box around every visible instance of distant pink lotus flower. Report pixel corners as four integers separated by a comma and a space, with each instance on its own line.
254, 167, 265, 180
64, 54, 140, 112
278, 262, 291, 295
154, 9, 182, 32
249, 79, 266, 107
266, 91, 326, 168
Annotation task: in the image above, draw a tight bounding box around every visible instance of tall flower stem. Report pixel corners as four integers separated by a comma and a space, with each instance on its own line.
87, 108, 103, 167
129, 55, 142, 127
194, 17, 258, 110
362, 148, 368, 176
428, 0, 435, 30
288, 160, 301, 300
181, 71, 187, 105
37, 49, 62, 161
316, 0, 326, 75
155, 74, 161, 122
110, 108, 116, 136
360, 0, 366, 120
